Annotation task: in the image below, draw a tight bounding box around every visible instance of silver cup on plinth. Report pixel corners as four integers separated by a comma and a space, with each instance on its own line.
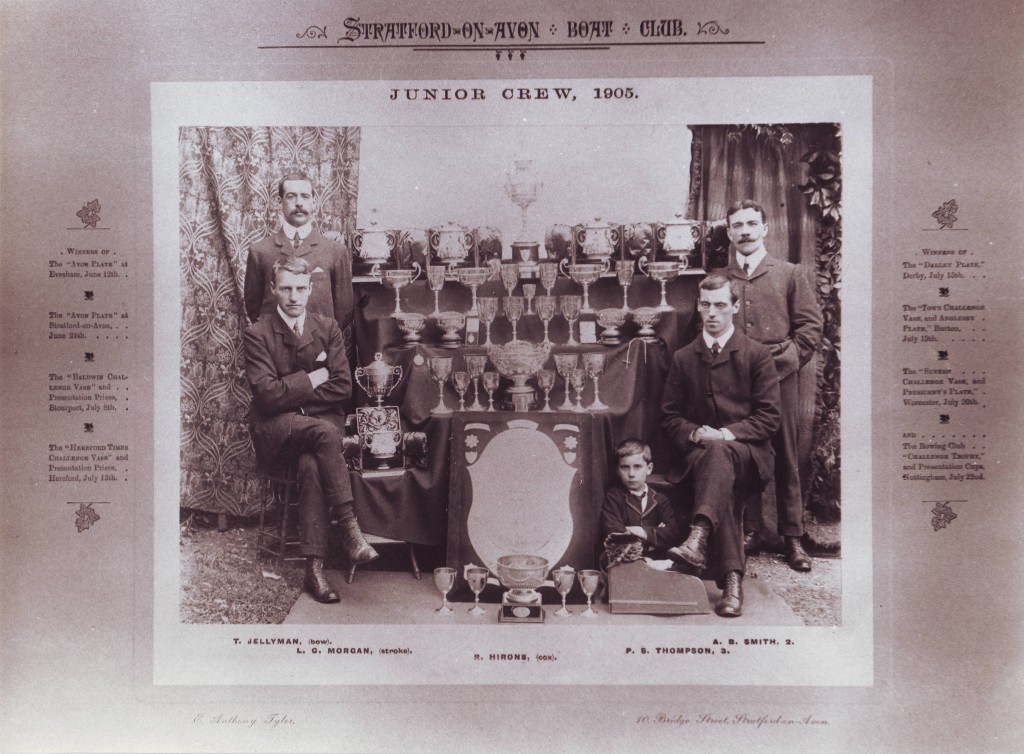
596, 308, 627, 345
354, 352, 403, 407
631, 307, 662, 343
487, 341, 551, 412
657, 213, 699, 265
395, 312, 427, 344
496, 554, 550, 623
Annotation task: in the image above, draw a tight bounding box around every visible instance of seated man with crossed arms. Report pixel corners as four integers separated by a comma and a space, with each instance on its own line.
243, 256, 377, 603
660, 274, 781, 617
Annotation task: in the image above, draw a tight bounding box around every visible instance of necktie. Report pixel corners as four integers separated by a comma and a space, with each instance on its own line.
293, 321, 302, 338
743, 261, 750, 277
292, 233, 302, 249
634, 492, 647, 513
711, 341, 720, 358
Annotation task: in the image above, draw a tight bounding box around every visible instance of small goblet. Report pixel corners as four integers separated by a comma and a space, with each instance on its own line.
452, 370, 470, 411
433, 567, 456, 614
578, 569, 601, 618
559, 294, 582, 346
551, 566, 576, 617
583, 352, 608, 410
503, 295, 525, 342
482, 371, 500, 411
466, 566, 489, 617
616, 259, 635, 311
522, 283, 537, 315
500, 262, 520, 298
535, 295, 557, 346
429, 356, 453, 415
477, 296, 499, 347
426, 264, 447, 318
553, 353, 579, 411
536, 369, 556, 412
538, 260, 559, 296
569, 367, 588, 412
465, 354, 487, 411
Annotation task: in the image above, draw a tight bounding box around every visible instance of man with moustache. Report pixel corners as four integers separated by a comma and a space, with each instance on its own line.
243, 256, 377, 603
720, 199, 822, 572
244, 171, 355, 334
661, 275, 781, 617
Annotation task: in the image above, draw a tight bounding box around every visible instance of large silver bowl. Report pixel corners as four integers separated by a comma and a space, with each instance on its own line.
487, 341, 550, 389
496, 554, 550, 602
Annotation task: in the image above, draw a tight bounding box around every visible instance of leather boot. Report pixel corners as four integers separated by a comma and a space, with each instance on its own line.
785, 536, 812, 572
336, 505, 379, 566
304, 557, 340, 603
667, 519, 711, 574
716, 570, 743, 617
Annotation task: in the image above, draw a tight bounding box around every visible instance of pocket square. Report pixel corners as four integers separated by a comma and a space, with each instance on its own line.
311, 266, 326, 275
316, 351, 327, 361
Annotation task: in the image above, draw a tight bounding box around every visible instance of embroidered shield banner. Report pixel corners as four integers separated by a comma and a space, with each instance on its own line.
446, 414, 603, 583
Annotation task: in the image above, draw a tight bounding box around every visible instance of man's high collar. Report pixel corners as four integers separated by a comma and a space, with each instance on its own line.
735, 247, 767, 274
703, 325, 735, 349
276, 306, 307, 334
281, 216, 313, 241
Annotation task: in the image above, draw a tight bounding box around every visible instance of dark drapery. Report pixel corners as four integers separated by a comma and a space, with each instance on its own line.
178, 126, 361, 516
687, 124, 842, 519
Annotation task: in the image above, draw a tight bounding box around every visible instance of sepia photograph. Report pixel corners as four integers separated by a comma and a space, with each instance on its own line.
152, 76, 872, 688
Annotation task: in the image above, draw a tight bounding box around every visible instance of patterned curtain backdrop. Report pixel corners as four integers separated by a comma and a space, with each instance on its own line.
687, 124, 842, 520
179, 126, 361, 516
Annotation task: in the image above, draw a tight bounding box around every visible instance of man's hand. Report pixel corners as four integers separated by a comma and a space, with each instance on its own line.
624, 526, 647, 540
692, 425, 727, 444
308, 367, 329, 389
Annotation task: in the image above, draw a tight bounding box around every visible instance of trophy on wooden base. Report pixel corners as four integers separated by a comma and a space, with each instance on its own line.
496, 554, 549, 623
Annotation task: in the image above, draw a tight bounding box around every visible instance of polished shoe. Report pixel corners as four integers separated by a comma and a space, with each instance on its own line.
743, 530, 761, 556
336, 507, 380, 566
304, 557, 340, 603
666, 520, 711, 573
785, 536, 812, 572
715, 571, 743, 617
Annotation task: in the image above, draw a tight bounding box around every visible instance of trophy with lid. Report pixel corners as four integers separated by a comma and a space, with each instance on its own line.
353, 352, 406, 471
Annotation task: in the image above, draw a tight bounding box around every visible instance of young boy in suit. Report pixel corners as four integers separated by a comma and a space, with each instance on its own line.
600, 438, 680, 559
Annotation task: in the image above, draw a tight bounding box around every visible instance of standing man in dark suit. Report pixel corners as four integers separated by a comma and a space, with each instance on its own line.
244, 171, 355, 334
661, 275, 781, 617
243, 257, 377, 603
721, 199, 822, 572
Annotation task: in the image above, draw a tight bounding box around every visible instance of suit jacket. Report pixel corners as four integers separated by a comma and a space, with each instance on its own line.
242, 309, 352, 467
660, 331, 781, 486
244, 228, 355, 331
719, 256, 822, 380
600, 486, 680, 553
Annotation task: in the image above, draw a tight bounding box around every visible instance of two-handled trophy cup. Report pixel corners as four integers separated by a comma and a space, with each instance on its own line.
354, 353, 405, 470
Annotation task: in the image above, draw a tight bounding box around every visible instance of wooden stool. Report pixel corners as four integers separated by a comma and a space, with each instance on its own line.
345, 536, 422, 583
257, 459, 305, 566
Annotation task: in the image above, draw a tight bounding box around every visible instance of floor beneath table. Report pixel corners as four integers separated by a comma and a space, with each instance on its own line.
284, 569, 803, 625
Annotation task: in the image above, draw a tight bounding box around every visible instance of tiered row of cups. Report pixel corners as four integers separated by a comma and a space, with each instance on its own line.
380, 257, 688, 346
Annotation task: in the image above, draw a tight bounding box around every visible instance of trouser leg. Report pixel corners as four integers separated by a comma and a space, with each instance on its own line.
283, 416, 355, 558
296, 453, 328, 558
774, 373, 804, 537
689, 441, 751, 582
